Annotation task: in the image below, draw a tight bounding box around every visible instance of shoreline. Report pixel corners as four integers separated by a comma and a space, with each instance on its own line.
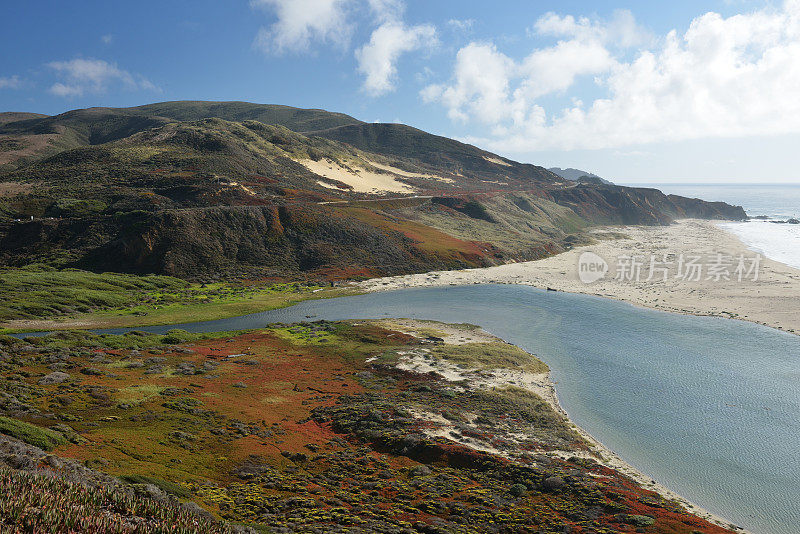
386, 318, 746, 533
358, 219, 800, 336
538, 371, 746, 533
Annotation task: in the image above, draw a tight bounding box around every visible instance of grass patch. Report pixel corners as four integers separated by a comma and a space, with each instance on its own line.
0, 416, 67, 451
116, 385, 164, 403
430, 342, 549, 374
10, 328, 244, 351
0, 265, 359, 332
0, 265, 187, 321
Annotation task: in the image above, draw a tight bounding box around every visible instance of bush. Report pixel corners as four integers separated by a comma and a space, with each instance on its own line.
161, 329, 195, 344
0, 417, 67, 451
119, 474, 191, 498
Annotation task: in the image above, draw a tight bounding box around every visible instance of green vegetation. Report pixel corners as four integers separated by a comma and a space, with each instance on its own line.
0, 328, 239, 351
0, 265, 186, 321
0, 416, 67, 451
430, 342, 550, 374
0, 100, 745, 283
0, 265, 353, 331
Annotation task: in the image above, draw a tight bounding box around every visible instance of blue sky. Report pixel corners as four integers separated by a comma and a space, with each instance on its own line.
2, 0, 798, 183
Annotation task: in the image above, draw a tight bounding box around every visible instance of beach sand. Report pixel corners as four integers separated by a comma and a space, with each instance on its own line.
360, 219, 800, 335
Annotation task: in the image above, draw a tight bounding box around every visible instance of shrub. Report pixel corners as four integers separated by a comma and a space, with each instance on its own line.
0, 416, 67, 451
119, 474, 191, 498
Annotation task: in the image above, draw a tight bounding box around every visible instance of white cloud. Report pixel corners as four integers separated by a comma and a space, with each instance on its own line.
356, 21, 437, 96
0, 75, 21, 89
367, 0, 404, 23
421, 43, 518, 124
447, 19, 475, 32
251, 0, 353, 54
47, 58, 158, 97
532, 9, 652, 48
101, 34, 113, 44
251, 0, 437, 96
426, 2, 800, 151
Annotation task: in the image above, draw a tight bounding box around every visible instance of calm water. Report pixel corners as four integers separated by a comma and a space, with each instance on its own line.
82, 284, 799, 534
627, 183, 800, 269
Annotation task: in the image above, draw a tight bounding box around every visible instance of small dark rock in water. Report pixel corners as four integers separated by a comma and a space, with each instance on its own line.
753, 215, 770, 220
38, 371, 70, 385
788, 218, 800, 224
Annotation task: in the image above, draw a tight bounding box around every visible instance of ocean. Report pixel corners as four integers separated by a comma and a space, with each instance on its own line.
627, 183, 800, 269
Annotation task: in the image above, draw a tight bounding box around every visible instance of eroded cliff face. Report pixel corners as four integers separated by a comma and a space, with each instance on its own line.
0, 204, 495, 279
549, 184, 746, 225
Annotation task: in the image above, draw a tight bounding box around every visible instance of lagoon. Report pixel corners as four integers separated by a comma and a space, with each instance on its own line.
52, 284, 800, 534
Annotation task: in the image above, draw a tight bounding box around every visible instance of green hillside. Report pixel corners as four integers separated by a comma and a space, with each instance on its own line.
0, 101, 746, 283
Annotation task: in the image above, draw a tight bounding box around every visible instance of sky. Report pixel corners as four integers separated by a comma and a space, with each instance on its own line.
2, 0, 800, 184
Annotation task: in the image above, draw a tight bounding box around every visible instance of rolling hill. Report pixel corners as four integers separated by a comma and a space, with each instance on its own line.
0, 101, 746, 280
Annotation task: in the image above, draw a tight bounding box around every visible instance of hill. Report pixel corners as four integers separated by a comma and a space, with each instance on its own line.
549, 167, 613, 185
0, 101, 746, 280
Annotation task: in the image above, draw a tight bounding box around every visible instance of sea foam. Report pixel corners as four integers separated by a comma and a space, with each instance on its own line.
720, 219, 800, 270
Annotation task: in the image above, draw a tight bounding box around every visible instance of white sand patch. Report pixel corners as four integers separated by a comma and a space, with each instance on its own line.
299, 158, 415, 194
373, 318, 495, 345
221, 181, 256, 196
483, 156, 512, 167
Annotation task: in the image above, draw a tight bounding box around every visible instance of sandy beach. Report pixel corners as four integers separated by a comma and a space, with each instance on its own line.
360, 219, 800, 335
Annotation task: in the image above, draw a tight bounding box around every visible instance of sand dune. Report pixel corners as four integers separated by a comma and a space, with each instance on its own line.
300, 158, 415, 194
